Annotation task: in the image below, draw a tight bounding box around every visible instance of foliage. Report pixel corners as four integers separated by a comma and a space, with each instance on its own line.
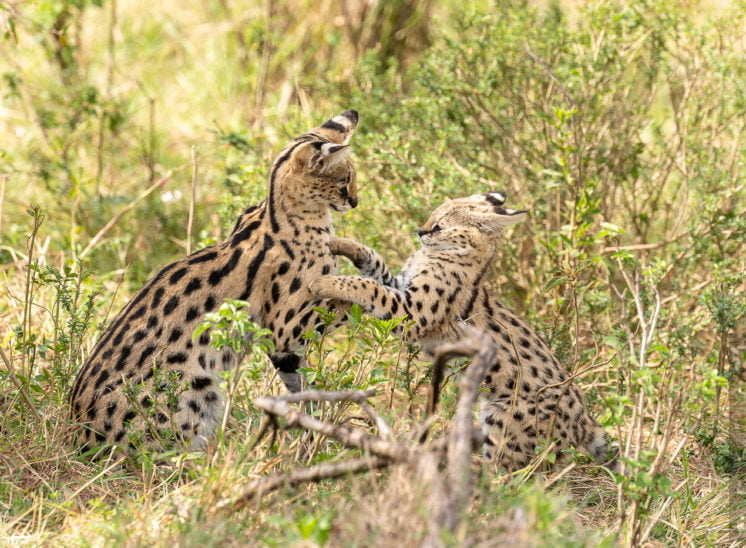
1, 0, 744, 546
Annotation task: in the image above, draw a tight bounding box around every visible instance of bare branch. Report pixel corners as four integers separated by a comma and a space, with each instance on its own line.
268, 388, 377, 404
427, 326, 497, 541
215, 456, 391, 512
254, 397, 417, 461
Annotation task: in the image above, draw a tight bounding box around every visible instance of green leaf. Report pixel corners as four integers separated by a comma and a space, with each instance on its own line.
544, 275, 569, 293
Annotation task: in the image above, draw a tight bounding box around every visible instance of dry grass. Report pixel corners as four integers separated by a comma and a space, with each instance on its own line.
2, 0, 745, 546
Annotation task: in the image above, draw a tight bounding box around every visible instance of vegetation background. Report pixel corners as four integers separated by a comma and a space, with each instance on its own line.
1, 0, 744, 545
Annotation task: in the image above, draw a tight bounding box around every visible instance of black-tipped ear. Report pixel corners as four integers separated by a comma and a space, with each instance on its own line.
322, 110, 358, 130
315, 110, 359, 144
484, 191, 507, 209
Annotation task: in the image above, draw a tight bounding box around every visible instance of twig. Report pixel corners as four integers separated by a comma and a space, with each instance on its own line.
215, 455, 391, 512
269, 388, 377, 404
359, 399, 393, 440
187, 145, 198, 255
22, 206, 44, 378
254, 397, 417, 461
601, 233, 689, 254
79, 172, 173, 260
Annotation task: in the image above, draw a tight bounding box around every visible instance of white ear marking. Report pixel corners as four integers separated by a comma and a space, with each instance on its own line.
484, 192, 507, 207
321, 143, 349, 156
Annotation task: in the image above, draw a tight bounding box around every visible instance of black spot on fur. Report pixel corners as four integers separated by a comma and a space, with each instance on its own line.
188, 250, 218, 264
130, 305, 146, 320
239, 233, 274, 299
166, 352, 188, 364
185, 306, 200, 322
151, 287, 165, 309
106, 401, 117, 417
191, 377, 212, 390
169, 267, 188, 284
209, 248, 243, 286
185, 278, 202, 295
139, 345, 156, 367
289, 277, 302, 294
95, 369, 110, 389
163, 296, 180, 316
230, 220, 261, 246
115, 347, 131, 371
168, 327, 183, 343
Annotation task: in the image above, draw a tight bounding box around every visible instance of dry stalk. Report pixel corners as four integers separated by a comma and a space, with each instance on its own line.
425, 325, 497, 546
254, 396, 416, 461
78, 172, 173, 260
186, 145, 198, 255
269, 388, 377, 403
0, 346, 40, 418
215, 455, 391, 512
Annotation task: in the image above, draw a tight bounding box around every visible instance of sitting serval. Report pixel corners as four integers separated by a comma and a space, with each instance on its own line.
310, 192, 613, 470
71, 110, 360, 451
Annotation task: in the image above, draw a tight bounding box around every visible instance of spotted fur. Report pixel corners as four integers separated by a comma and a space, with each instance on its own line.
71, 110, 359, 451
310, 192, 613, 470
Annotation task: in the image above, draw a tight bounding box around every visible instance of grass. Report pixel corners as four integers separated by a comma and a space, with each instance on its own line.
2, 0, 745, 545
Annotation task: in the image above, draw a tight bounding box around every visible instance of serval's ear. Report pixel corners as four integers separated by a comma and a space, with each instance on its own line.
470, 191, 528, 232
312, 110, 359, 144
291, 142, 351, 174
307, 142, 350, 173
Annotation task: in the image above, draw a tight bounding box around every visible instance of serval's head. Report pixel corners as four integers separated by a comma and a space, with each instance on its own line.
270, 110, 359, 216
416, 192, 527, 254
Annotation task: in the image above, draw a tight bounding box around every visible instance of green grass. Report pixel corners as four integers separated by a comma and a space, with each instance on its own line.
1, 0, 745, 545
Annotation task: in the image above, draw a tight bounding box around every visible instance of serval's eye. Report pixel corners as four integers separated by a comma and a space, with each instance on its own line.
431, 224, 442, 233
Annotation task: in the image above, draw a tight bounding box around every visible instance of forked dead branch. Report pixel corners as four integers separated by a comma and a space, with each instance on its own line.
215, 326, 497, 543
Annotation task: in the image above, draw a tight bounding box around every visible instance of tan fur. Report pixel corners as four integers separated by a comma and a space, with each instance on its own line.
311, 192, 612, 470
70, 110, 360, 452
